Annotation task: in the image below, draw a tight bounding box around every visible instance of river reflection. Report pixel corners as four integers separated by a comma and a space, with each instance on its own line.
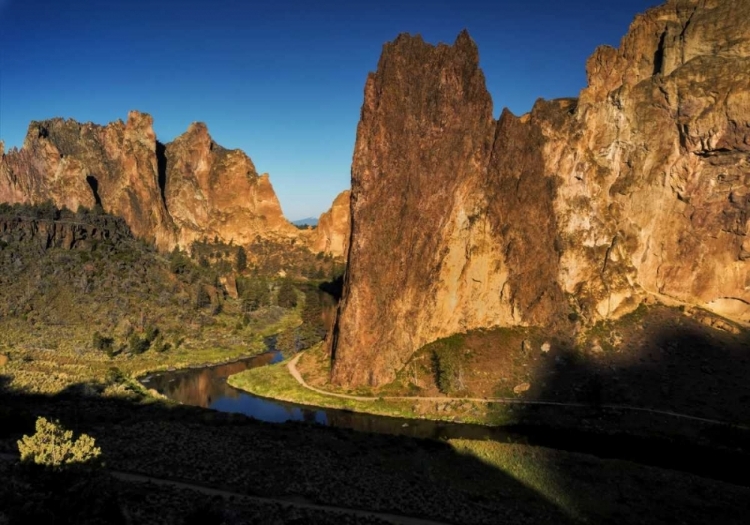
144, 350, 322, 424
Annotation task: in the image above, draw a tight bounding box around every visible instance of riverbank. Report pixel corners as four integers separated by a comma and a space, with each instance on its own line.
228, 341, 750, 466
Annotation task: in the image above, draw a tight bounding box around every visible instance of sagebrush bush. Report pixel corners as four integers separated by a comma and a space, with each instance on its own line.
18, 417, 102, 469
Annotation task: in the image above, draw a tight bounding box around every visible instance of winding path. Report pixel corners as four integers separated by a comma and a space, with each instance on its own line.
288, 354, 749, 429
0, 453, 448, 525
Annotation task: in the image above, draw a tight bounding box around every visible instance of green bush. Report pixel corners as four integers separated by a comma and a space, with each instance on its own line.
18, 417, 101, 469
236, 246, 247, 272
195, 286, 211, 309
429, 335, 466, 394
105, 367, 125, 385
128, 333, 150, 355
239, 278, 270, 312
169, 248, 190, 274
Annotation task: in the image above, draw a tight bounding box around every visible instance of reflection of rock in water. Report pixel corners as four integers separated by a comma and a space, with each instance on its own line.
302, 410, 319, 424
151, 353, 278, 408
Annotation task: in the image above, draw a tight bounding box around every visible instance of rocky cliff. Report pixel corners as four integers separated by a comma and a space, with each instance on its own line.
0, 112, 348, 256
304, 190, 351, 256
0, 112, 174, 249
331, 0, 750, 387
163, 122, 297, 247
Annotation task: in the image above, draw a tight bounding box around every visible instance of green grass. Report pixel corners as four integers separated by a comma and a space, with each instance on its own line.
228, 355, 419, 418
450, 440, 581, 519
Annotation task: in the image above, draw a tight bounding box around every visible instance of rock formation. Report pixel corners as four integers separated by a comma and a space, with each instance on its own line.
0, 112, 349, 256
0, 112, 175, 249
164, 122, 297, 247
304, 190, 351, 256
330, 0, 750, 387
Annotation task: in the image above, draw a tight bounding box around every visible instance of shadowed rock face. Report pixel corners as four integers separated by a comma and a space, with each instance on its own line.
0, 214, 132, 251
0, 113, 350, 256
331, 0, 750, 387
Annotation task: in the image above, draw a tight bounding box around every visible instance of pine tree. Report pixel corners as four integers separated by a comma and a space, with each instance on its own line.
277, 280, 297, 308
236, 246, 247, 272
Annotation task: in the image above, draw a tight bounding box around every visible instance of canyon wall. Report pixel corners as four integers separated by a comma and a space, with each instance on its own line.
331, 0, 750, 386
0, 112, 349, 256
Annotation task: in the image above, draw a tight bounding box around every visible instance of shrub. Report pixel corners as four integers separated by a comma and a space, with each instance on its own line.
430, 335, 466, 394
144, 324, 159, 342
151, 334, 171, 353
105, 367, 125, 384
92, 332, 114, 355
239, 278, 269, 312
169, 248, 190, 274
195, 286, 211, 309
17, 417, 101, 469
128, 333, 150, 354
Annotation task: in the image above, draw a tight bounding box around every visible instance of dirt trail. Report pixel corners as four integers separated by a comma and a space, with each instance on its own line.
0, 453, 448, 525
288, 354, 749, 429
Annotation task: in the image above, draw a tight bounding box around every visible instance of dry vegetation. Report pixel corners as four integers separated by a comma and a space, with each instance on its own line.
0, 204, 310, 395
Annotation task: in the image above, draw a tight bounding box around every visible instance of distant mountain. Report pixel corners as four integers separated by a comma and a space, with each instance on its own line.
292, 217, 318, 227
0, 112, 351, 257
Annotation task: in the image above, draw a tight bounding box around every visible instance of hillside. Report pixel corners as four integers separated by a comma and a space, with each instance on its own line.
0, 202, 321, 394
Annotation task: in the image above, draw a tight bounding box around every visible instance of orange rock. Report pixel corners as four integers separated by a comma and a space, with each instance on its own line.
0, 112, 350, 256
331, 1, 750, 387
303, 190, 350, 257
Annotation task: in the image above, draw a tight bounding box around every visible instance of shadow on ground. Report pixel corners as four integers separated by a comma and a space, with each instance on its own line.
0, 375, 572, 525
1, 310, 749, 524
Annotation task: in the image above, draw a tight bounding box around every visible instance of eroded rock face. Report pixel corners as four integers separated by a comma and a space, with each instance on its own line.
0, 112, 348, 253
164, 122, 297, 247
305, 190, 351, 256
0, 112, 176, 249
331, 0, 750, 387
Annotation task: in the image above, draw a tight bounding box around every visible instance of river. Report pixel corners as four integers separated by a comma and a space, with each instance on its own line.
141, 342, 515, 441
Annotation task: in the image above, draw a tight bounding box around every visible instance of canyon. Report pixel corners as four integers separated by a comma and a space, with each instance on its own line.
330, 0, 750, 386
0, 114, 350, 257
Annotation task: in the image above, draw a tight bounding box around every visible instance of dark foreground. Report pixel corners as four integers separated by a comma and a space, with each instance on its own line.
1, 376, 749, 525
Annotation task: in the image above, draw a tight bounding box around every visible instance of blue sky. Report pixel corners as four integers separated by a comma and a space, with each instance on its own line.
0, 0, 657, 220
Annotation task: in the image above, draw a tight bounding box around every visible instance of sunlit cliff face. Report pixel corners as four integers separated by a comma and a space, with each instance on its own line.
0, 112, 351, 257
330, 0, 750, 387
